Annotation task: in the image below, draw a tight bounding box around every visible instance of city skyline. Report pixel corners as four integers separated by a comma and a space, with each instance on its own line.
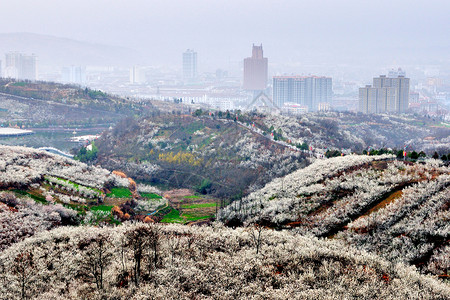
0, 1, 448, 70
0, 1, 447, 115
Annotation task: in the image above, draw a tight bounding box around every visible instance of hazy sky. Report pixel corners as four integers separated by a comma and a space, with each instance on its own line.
0, 0, 448, 69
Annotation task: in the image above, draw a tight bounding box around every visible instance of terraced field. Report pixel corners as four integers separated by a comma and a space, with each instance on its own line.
161, 189, 218, 223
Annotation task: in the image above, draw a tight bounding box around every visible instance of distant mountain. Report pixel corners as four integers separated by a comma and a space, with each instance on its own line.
0, 32, 145, 67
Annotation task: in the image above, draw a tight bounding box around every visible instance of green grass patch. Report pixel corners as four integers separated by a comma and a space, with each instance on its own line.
107, 187, 132, 198
45, 176, 101, 195
181, 202, 217, 209
12, 189, 48, 204
184, 195, 202, 199
63, 203, 88, 215
140, 192, 162, 199
153, 206, 172, 218
198, 135, 214, 149
160, 208, 184, 223
12, 82, 27, 87
182, 212, 214, 222
91, 205, 113, 212
183, 122, 205, 135
83, 210, 119, 226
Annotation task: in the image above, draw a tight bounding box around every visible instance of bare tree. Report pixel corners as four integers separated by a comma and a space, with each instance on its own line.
146, 224, 161, 272
166, 233, 181, 266
78, 234, 112, 290
125, 224, 160, 286
248, 224, 264, 255
125, 226, 148, 286
11, 251, 34, 300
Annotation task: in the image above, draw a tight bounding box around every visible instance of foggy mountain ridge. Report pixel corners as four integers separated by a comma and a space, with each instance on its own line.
0, 32, 146, 67
0, 32, 448, 72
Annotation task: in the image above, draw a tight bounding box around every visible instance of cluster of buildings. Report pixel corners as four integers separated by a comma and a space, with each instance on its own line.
176, 45, 334, 113
241, 44, 332, 113
2, 52, 38, 81
8, 46, 449, 117
0, 52, 87, 85
358, 69, 410, 114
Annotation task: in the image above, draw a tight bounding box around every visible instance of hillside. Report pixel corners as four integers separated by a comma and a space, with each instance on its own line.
0, 142, 449, 299
95, 114, 310, 199
95, 109, 449, 200
150, 109, 450, 154
0, 79, 153, 127
259, 112, 450, 154
219, 155, 450, 277
0, 145, 167, 248
1, 223, 449, 299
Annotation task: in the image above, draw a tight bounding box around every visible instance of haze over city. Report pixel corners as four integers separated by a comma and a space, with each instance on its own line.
0, 0, 448, 72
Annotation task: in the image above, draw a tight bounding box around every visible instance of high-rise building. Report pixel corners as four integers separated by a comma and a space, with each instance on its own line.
243, 44, 268, 91
20, 55, 38, 81
129, 66, 145, 84
4, 52, 37, 81
62, 66, 86, 85
272, 76, 332, 111
359, 70, 409, 114
4, 52, 21, 79
183, 49, 197, 83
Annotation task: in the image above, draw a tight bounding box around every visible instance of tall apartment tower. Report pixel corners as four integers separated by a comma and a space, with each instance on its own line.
243, 44, 268, 91
272, 76, 332, 111
183, 49, 197, 83
4, 52, 37, 81
129, 66, 145, 84
4, 52, 21, 79
359, 69, 409, 114
20, 54, 38, 81
62, 66, 86, 85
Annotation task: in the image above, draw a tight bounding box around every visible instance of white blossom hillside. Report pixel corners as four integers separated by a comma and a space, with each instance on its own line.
219, 155, 449, 276
0, 223, 448, 299
340, 174, 450, 276
0, 145, 128, 190
259, 112, 449, 153
0, 192, 77, 251
219, 154, 397, 227
0, 145, 165, 225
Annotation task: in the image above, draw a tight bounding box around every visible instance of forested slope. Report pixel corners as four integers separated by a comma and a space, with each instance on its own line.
0, 79, 154, 127
1, 223, 448, 299
96, 115, 309, 199
219, 155, 450, 276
